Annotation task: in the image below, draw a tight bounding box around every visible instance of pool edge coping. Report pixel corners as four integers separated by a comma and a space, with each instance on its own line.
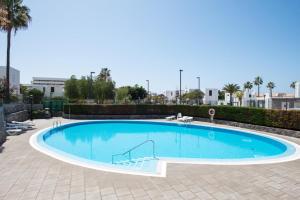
29, 120, 300, 177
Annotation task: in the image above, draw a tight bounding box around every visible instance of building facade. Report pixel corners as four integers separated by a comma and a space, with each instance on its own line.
25, 77, 67, 97
295, 81, 300, 98
204, 88, 218, 105
0, 66, 20, 95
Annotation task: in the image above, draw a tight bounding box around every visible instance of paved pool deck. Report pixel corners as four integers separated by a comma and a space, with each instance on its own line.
0, 118, 300, 200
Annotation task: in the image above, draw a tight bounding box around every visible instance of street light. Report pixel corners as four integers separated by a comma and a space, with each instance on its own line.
29, 95, 33, 121
197, 77, 200, 105
89, 71, 95, 99
179, 69, 183, 104
146, 80, 150, 103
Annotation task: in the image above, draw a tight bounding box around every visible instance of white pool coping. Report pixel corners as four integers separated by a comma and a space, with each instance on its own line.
29, 120, 300, 177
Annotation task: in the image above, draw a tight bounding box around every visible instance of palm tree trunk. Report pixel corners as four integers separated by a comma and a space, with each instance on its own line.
230, 93, 233, 106
258, 85, 260, 97
5, 28, 11, 103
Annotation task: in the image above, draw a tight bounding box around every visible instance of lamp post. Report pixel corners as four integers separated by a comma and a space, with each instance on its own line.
29, 95, 33, 121
146, 80, 150, 103
89, 71, 95, 99
179, 69, 183, 104
197, 77, 200, 105
50, 92, 53, 117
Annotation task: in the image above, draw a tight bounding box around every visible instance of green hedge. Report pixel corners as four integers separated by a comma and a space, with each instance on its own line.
63, 104, 300, 130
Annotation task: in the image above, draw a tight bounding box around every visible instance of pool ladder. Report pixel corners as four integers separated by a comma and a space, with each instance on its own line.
53, 120, 61, 128
111, 140, 156, 164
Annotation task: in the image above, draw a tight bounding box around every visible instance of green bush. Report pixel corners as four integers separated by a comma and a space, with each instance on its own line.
63, 104, 300, 130
32, 109, 48, 119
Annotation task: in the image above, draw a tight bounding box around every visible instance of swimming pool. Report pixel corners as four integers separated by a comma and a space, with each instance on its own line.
30, 120, 300, 177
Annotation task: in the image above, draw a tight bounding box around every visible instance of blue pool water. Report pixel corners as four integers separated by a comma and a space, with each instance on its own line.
38, 121, 295, 173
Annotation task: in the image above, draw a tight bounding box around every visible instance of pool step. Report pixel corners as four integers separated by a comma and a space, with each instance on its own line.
113, 157, 158, 170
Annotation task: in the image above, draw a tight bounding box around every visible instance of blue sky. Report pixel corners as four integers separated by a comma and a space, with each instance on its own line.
0, 0, 299, 93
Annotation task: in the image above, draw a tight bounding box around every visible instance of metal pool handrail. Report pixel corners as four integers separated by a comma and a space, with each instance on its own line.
112, 140, 156, 164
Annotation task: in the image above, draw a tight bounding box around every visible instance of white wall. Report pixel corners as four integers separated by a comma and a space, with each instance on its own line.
25, 85, 64, 97
204, 88, 218, 105
0, 66, 20, 95
295, 81, 300, 98
242, 90, 256, 107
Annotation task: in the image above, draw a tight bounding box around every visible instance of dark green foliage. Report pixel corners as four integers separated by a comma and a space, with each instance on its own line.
32, 109, 48, 119
28, 88, 44, 104
64, 75, 80, 100
128, 85, 147, 101
218, 90, 225, 100
63, 104, 300, 130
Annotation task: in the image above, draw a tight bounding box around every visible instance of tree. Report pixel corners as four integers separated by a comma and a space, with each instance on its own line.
0, 1, 9, 28
223, 83, 240, 106
116, 86, 130, 104
254, 76, 263, 97
235, 91, 243, 106
78, 76, 89, 99
290, 81, 296, 89
266, 82, 275, 97
243, 81, 253, 92
20, 84, 28, 95
182, 90, 204, 105
152, 94, 166, 104
0, 77, 14, 100
1, 0, 31, 103
64, 75, 80, 100
0, 78, 5, 99
97, 68, 111, 81
93, 79, 115, 104
28, 88, 44, 104
218, 90, 225, 100
128, 85, 147, 103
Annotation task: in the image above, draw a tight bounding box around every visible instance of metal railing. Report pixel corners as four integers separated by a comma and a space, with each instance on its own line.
112, 140, 156, 164
53, 120, 61, 128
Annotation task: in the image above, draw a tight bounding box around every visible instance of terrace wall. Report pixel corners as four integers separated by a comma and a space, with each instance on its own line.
3, 103, 43, 122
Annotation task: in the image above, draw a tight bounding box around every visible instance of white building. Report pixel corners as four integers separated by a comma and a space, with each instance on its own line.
295, 81, 300, 98
164, 90, 177, 102
242, 90, 256, 107
0, 66, 20, 95
24, 77, 67, 97
164, 90, 188, 103
204, 88, 218, 105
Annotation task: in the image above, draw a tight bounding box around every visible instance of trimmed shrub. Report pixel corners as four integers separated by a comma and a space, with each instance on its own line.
63, 104, 300, 130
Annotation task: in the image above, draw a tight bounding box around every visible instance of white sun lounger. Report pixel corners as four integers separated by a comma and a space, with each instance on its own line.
11, 121, 35, 126
6, 123, 34, 130
178, 116, 193, 122
166, 115, 176, 120
6, 128, 23, 136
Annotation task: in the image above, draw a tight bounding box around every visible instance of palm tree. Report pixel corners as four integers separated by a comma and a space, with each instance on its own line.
223, 84, 240, 106
98, 68, 111, 81
290, 81, 296, 89
235, 91, 244, 106
0, 2, 9, 28
0, 0, 31, 103
243, 81, 253, 92
266, 82, 275, 97
254, 76, 263, 97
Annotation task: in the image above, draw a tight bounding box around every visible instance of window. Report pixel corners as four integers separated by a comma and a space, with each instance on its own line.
209, 90, 212, 96
51, 87, 55, 93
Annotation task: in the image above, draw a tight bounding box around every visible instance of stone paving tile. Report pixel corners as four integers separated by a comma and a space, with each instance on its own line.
1, 118, 300, 200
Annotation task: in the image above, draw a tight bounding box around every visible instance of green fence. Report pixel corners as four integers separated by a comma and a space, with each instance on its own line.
43, 100, 65, 112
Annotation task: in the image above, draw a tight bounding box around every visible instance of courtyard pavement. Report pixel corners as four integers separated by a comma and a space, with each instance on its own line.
0, 118, 300, 200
